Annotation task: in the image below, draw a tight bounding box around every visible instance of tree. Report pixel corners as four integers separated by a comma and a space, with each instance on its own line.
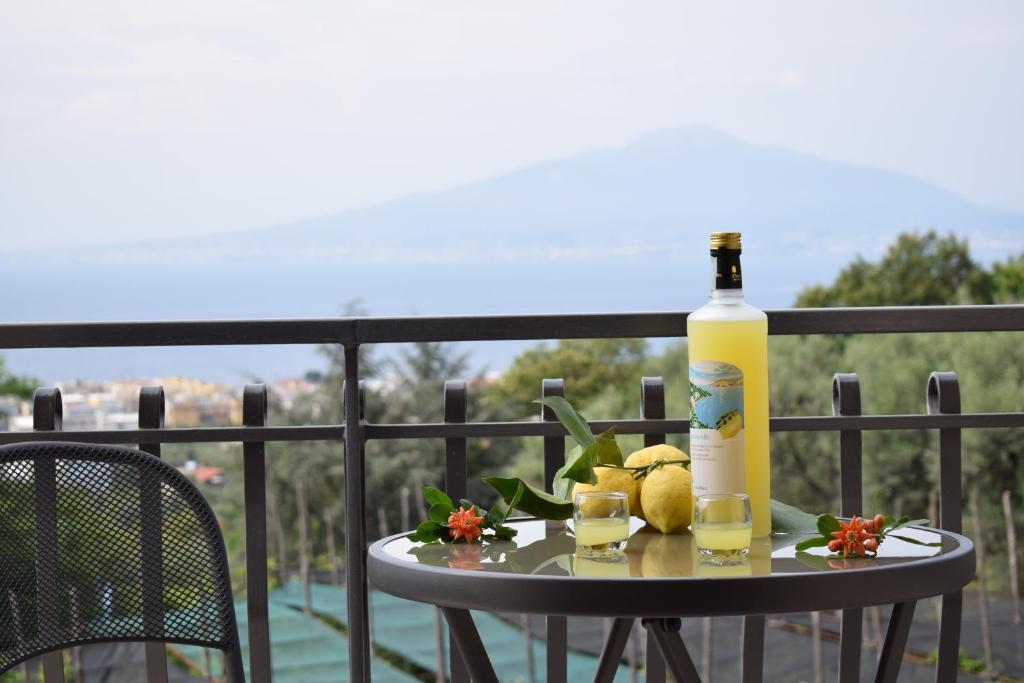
484, 339, 647, 418
989, 253, 1024, 303
794, 230, 989, 307
789, 230, 1024, 592
0, 356, 38, 399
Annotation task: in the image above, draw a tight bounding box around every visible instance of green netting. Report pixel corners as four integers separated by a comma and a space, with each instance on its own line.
173, 598, 415, 683
270, 580, 639, 682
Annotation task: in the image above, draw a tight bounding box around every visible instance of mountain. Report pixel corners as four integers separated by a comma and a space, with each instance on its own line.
3, 125, 1022, 381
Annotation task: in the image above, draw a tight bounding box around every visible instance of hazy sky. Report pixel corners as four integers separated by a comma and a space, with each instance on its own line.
2, 1, 1022, 250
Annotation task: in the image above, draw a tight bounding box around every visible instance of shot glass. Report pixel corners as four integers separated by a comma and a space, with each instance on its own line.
573, 491, 629, 557
692, 493, 752, 563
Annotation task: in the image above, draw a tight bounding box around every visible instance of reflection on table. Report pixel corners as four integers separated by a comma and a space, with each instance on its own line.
393, 518, 946, 578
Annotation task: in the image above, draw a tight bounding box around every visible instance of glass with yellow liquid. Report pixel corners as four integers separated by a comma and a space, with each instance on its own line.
693, 493, 752, 563
573, 491, 629, 557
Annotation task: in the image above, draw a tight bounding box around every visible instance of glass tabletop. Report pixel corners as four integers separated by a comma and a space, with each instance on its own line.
380, 518, 958, 579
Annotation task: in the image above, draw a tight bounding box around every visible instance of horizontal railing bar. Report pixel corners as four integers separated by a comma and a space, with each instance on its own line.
1, 306, 1022, 349
0, 319, 354, 349
766, 305, 1024, 336
0, 426, 344, 445
367, 413, 1024, 438
7, 413, 1018, 446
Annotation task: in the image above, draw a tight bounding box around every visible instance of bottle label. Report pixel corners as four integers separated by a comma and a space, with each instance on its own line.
689, 360, 746, 495
711, 247, 742, 290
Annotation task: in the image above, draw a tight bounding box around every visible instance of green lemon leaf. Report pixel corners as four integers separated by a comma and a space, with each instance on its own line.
535, 396, 595, 447
794, 536, 830, 552
817, 514, 842, 538
484, 504, 504, 526
459, 499, 486, 516
888, 517, 927, 531
491, 524, 517, 539
423, 486, 454, 510
794, 551, 833, 571
593, 427, 623, 466
484, 476, 573, 520
770, 499, 819, 533
506, 483, 526, 518
409, 521, 447, 543
886, 534, 943, 547
553, 443, 596, 500
428, 503, 452, 524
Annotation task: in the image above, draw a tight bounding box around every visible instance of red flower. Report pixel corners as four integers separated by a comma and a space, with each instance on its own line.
447, 505, 485, 543
830, 516, 872, 557
447, 545, 484, 570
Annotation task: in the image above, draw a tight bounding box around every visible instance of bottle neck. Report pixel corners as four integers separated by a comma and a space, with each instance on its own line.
709, 247, 744, 300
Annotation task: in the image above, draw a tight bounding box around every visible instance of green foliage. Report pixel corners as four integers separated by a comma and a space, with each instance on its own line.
989, 252, 1024, 303
484, 339, 647, 417
0, 356, 38, 399
484, 476, 574, 520
794, 230, 988, 307
208, 232, 1024, 603
407, 486, 516, 543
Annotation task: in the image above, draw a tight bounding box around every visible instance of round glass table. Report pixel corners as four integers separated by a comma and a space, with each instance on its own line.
369, 518, 975, 683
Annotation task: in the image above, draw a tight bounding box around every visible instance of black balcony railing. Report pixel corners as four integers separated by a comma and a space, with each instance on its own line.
3, 305, 1024, 683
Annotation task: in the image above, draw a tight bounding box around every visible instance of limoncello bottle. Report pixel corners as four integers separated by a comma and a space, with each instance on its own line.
687, 232, 771, 537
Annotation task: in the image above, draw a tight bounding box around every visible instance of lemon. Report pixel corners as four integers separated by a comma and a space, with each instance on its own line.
624, 444, 688, 520
640, 533, 693, 577
640, 463, 692, 534
571, 466, 637, 517
715, 410, 742, 439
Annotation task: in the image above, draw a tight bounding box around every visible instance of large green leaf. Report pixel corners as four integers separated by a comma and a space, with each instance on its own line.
771, 499, 819, 533
551, 428, 623, 499
794, 536, 830, 552
423, 486, 454, 510
428, 503, 452, 524
817, 514, 841, 538
535, 396, 595, 447
887, 534, 942, 548
592, 427, 623, 466
553, 444, 594, 500
484, 476, 573, 520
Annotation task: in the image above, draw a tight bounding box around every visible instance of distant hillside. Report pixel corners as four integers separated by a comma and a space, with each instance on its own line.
24, 125, 1024, 268
3, 125, 1022, 381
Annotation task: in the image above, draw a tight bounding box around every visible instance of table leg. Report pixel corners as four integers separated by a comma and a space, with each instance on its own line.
874, 601, 916, 683
839, 608, 863, 683
441, 608, 498, 683
645, 629, 667, 683
934, 591, 962, 683
547, 615, 568, 683
593, 618, 634, 683
741, 615, 765, 683
642, 618, 702, 683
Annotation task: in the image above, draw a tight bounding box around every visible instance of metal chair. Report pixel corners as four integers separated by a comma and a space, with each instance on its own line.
0, 441, 245, 681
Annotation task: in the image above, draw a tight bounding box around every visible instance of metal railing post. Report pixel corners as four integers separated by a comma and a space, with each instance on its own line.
640, 377, 668, 683
444, 379, 469, 683
833, 373, 863, 683
243, 384, 273, 683
139, 386, 169, 683
928, 372, 963, 683
541, 379, 568, 683
343, 346, 371, 683
32, 387, 65, 683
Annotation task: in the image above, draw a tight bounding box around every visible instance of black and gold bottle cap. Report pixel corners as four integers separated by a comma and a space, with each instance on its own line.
710, 231, 742, 251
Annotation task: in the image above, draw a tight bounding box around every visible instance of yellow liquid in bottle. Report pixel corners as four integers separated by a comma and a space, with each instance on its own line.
693, 522, 753, 552
688, 316, 771, 537
573, 519, 629, 547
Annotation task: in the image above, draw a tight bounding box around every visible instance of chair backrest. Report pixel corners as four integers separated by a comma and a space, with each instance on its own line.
0, 441, 244, 680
